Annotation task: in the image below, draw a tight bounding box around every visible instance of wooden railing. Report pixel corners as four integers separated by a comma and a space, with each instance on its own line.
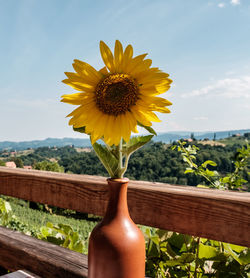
0, 166, 249, 277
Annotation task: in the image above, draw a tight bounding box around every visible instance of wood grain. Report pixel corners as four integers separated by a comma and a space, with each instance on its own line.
0, 167, 249, 246
0, 226, 87, 278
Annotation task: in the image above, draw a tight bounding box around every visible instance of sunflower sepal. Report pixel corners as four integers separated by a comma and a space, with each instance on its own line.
73, 126, 88, 134
137, 122, 157, 136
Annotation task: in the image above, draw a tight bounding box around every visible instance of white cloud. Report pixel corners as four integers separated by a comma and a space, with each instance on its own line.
218, 3, 225, 8
231, 0, 240, 5
181, 75, 250, 99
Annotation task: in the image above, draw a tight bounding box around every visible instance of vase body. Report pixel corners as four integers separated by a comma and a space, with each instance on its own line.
88, 178, 145, 278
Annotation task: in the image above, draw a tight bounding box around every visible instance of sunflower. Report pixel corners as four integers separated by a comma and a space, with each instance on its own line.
61, 40, 172, 146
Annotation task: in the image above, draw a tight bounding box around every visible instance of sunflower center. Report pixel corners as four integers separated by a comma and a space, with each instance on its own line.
95, 73, 139, 116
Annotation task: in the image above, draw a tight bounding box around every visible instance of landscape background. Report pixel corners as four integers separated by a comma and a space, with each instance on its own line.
0, 128, 249, 150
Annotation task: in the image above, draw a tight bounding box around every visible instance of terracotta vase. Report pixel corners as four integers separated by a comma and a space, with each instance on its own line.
88, 178, 145, 278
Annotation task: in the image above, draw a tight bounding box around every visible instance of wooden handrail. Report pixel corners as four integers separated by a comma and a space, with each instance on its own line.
0, 167, 249, 246
0, 226, 87, 278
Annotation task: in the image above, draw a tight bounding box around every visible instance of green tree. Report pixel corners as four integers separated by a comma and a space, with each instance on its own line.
11, 157, 23, 168
34, 161, 64, 172
0, 160, 5, 166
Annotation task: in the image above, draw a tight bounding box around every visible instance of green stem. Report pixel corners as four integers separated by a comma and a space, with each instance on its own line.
120, 153, 130, 178
194, 237, 200, 278
118, 139, 123, 178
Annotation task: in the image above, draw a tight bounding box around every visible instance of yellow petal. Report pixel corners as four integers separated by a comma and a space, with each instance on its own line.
63, 94, 94, 111
99, 66, 109, 76
124, 44, 133, 60
90, 131, 102, 145
139, 108, 161, 122
125, 111, 139, 133
100, 41, 115, 72
73, 60, 102, 83
114, 40, 123, 72
112, 116, 122, 145
125, 54, 148, 73
103, 115, 113, 144
139, 96, 172, 107
133, 67, 159, 81
120, 114, 131, 142
131, 108, 152, 127
62, 79, 94, 92
151, 106, 171, 113
139, 73, 170, 85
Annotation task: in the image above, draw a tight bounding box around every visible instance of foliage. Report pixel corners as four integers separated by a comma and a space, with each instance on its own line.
219, 143, 250, 190
144, 228, 250, 277
0, 160, 5, 166
172, 141, 220, 188
76, 123, 155, 178
38, 222, 87, 253
11, 157, 23, 168
172, 141, 250, 190
6, 200, 97, 239
34, 160, 64, 172
0, 198, 12, 226
143, 141, 250, 277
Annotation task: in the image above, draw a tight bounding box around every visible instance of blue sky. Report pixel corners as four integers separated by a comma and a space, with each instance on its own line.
0, 0, 250, 141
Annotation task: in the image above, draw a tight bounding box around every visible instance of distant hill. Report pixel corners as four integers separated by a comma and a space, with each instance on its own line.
154, 129, 250, 143
0, 137, 91, 151
0, 129, 249, 151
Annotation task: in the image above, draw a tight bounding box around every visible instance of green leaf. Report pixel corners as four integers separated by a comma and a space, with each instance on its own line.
198, 243, 219, 259
202, 160, 217, 168
123, 135, 153, 156
165, 242, 177, 258
4, 201, 12, 213
46, 222, 54, 228
205, 169, 217, 177
223, 243, 242, 264
73, 241, 84, 253
151, 235, 160, 245
73, 126, 88, 134
137, 122, 157, 135
165, 253, 195, 266
168, 232, 186, 250
58, 223, 73, 234
46, 236, 64, 245
156, 229, 171, 240
238, 248, 250, 265
229, 244, 247, 253
183, 156, 195, 168
92, 142, 119, 178
40, 226, 51, 237
184, 168, 194, 174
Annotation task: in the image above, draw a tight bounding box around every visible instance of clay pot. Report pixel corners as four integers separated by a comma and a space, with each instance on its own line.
88, 178, 145, 278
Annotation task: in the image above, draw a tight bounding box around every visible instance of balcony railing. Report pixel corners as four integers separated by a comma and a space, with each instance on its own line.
0, 166, 249, 277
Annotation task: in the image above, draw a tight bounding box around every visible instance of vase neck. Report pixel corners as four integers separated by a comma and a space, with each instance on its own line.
104, 178, 130, 220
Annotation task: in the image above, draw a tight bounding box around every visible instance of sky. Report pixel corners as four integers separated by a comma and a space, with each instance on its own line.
0, 0, 250, 141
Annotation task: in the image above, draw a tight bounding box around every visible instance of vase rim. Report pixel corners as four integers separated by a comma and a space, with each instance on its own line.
107, 177, 129, 183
